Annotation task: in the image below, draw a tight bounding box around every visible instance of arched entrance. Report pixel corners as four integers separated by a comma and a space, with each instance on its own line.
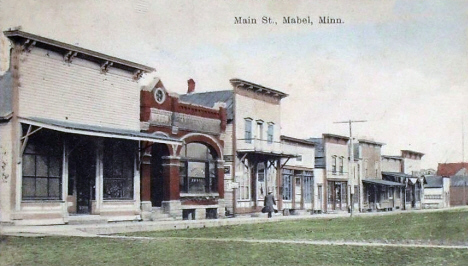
150, 144, 170, 207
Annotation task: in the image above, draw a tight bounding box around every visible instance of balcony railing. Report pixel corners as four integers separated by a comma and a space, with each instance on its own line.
237, 138, 301, 157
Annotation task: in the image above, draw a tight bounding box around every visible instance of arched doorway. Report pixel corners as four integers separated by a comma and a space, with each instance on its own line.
150, 144, 170, 207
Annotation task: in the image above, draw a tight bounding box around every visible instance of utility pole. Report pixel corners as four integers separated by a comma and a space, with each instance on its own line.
334, 120, 367, 217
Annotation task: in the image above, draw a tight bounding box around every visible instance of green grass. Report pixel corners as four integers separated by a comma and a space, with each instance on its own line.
1, 236, 468, 266
126, 209, 468, 245
2, 209, 468, 265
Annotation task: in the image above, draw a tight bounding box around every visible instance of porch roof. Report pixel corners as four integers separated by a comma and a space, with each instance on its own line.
362, 179, 405, 187
382, 171, 412, 179
19, 117, 181, 145
237, 149, 299, 159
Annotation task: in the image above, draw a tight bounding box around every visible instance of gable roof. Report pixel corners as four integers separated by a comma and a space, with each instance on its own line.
450, 175, 468, 187
437, 163, 468, 176
179, 90, 234, 120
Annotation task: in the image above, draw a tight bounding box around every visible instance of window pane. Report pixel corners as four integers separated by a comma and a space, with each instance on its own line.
36, 156, 48, 177
22, 155, 35, 176
186, 143, 208, 159
49, 157, 61, 177
188, 162, 206, 178
36, 178, 48, 197
22, 177, 36, 198
49, 178, 60, 198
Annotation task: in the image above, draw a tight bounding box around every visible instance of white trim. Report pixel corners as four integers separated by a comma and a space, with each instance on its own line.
180, 133, 224, 158
152, 131, 170, 138
18, 118, 181, 145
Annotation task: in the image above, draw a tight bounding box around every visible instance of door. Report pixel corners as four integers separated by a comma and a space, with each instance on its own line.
294, 176, 302, 209
69, 140, 96, 214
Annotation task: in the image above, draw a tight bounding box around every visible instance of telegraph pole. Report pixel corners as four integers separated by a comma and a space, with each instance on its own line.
333, 120, 367, 217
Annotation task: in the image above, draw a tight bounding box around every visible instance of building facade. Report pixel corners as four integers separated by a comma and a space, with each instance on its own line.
423, 175, 450, 209
140, 79, 227, 220
309, 134, 350, 213
280, 136, 315, 214
0, 31, 182, 225
180, 79, 299, 215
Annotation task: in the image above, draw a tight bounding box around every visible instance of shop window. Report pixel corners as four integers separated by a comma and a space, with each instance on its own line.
180, 143, 218, 194
282, 169, 293, 200
103, 139, 135, 200
238, 161, 251, 201
257, 163, 266, 200
303, 171, 313, 202
22, 128, 63, 200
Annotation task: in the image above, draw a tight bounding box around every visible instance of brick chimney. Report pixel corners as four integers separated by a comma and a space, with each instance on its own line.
187, 79, 195, 93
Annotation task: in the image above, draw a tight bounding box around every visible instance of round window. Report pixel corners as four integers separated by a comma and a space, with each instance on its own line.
153, 87, 166, 104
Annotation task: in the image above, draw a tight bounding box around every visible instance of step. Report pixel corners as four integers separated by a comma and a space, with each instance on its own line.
68, 215, 108, 225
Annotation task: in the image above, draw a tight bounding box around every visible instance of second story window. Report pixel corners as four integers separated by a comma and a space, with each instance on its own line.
339, 156, 344, 174
244, 118, 252, 143
267, 123, 274, 144
332, 156, 337, 174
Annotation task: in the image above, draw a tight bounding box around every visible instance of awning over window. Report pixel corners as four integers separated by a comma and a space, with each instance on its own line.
19, 117, 181, 145
362, 179, 405, 187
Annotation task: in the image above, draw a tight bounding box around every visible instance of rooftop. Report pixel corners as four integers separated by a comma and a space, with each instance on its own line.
4, 30, 154, 74
179, 90, 234, 120
230, 78, 288, 99
358, 139, 385, 146
280, 135, 315, 147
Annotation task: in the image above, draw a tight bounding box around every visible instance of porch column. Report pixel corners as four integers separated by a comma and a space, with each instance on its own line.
161, 156, 181, 218
217, 159, 225, 218
276, 158, 282, 211
217, 160, 225, 198
140, 145, 152, 213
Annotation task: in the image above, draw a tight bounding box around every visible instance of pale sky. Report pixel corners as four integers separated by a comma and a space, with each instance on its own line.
1, 0, 467, 169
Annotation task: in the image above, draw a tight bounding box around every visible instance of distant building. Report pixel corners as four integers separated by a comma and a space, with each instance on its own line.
449, 176, 468, 206
280, 136, 315, 214
382, 150, 425, 210
356, 140, 404, 212
437, 163, 468, 176
309, 134, 350, 213
423, 175, 450, 209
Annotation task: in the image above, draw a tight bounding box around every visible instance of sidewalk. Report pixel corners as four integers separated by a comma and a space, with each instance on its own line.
1, 206, 466, 238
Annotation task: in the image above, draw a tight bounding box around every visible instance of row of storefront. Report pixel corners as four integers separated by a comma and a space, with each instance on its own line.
0, 30, 430, 225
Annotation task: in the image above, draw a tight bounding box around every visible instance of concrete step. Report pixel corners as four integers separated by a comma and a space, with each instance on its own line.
68, 215, 108, 225
149, 207, 174, 221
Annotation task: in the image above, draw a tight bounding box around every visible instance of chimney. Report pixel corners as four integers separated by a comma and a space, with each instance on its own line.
187, 79, 195, 94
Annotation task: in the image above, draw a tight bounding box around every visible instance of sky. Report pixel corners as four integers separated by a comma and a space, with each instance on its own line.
1, 0, 467, 169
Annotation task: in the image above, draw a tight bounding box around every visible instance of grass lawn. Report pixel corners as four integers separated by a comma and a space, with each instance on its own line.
2, 236, 468, 266
2, 209, 468, 265
127, 209, 468, 245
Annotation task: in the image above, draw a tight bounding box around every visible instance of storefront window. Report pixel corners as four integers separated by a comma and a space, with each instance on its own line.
22, 128, 63, 200
282, 169, 293, 200
103, 139, 135, 199
180, 143, 218, 193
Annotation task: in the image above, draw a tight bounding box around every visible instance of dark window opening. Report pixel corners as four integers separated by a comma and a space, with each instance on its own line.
22, 127, 63, 200
103, 139, 135, 200
183, 209, 196, 220
206, 208, 217, 219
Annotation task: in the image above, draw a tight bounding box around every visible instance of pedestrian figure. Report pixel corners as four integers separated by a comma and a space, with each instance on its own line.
264, 190, 276, 218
